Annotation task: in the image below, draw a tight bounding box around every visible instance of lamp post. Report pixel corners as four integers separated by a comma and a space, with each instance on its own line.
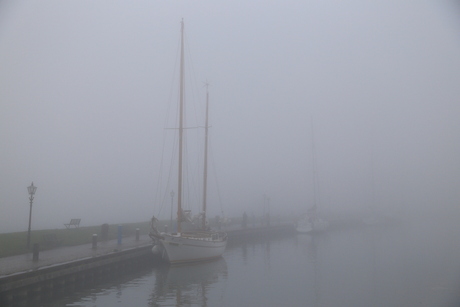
27, 182, 37, 249
170, 191, 174, 232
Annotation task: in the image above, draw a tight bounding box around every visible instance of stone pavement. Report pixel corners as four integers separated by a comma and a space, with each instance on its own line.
0, 234, 152, 277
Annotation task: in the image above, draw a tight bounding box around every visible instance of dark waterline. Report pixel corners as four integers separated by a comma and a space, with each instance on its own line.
42, 217, 460, 307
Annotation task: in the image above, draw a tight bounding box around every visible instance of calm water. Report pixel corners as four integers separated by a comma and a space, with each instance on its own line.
45, 217, 460, 307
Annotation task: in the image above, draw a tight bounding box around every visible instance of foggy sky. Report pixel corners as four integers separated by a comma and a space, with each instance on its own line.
1, 1, 460, 233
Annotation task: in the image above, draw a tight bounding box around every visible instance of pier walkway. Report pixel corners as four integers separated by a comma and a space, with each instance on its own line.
0, 223, 300, 305
0, 223, 297, 278
0, 218, 368, 279
0, 234, 152, 277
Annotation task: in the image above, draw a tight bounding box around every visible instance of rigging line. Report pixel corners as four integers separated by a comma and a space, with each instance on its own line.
184, 29, 203, 130
160, 131, 178, 217
178, 31, 203, 214
209, 136, 225, 217
159, 93, 181, 218
183, 128, 192, 210
155, 101, 179, 218
183, 26, 206, 215
186, 126, 204, 213
154, 128, 168, 218
186, 38, 208, 214
182, 124, 201, 212
153, 35, 181, 218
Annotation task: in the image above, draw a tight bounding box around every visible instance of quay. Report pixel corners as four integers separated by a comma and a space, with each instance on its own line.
0, 218, 368, 306
0, 223, 296, 306
0, 234, 153, 306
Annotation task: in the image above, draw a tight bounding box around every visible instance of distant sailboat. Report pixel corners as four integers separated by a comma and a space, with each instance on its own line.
296, 118, 329, 234
149, 20, 227, 264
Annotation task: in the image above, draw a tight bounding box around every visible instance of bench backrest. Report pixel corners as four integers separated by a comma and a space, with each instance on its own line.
70, 219, 81, 224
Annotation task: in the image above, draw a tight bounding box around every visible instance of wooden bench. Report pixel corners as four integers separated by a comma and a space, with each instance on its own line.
64, 218, 81, 229
42, 233, 62, 247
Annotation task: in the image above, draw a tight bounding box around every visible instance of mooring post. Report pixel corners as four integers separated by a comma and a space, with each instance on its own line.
136, 228, 140, 241
32, 243, 39, 261
92, 234, 97, 250
117, 225, 122, 245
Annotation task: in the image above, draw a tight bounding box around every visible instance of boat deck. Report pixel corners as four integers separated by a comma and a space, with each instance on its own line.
165, 231, 227, 241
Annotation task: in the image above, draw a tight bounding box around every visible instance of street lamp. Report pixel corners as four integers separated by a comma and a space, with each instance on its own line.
27, 182, 37, 249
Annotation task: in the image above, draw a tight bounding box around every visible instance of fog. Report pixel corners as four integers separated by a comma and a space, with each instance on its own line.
1, 1, 460, 233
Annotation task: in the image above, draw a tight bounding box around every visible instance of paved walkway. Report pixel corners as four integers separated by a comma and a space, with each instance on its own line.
0, 235, 152, 277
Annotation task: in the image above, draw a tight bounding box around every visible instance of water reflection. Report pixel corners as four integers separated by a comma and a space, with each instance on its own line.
290, 233, 324, 307
38, 219, 460, 306
241, 242, 247, 263
150, 258, 228, 307
264, 241, 271, 271
363, 227, 381, 307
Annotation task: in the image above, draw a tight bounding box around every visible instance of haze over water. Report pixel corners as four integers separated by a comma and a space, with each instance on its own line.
44, 218, 460, 307
1, 1, 460, 232
2, 2, 460, 304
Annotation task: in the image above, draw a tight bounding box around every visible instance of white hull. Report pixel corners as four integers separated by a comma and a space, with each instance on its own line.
311, 218, 329, 232
156, 231, 227, 264
151, 21, 227, 266
296, 220, 313, 233
296, 217, 329, 234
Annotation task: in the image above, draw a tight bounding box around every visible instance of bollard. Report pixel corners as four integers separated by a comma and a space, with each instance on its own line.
92, 234, 97, 250
164, 225, 168, 233
33, 243, 39, 261
136, 228, 140, 241
117, 225, 122, 245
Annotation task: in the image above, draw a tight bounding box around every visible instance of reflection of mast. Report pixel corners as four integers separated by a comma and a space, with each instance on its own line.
309, 236, 320, 307
265, 241, 271, 270
152, 258, 227, 306
175, 288, 181, 307
370, 229, 378, 305
201, 282, 208, 307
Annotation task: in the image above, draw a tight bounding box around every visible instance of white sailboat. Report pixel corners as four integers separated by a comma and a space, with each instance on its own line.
296, 205, 329, 234
150, 20, 227, 264
296, 118, 329, 234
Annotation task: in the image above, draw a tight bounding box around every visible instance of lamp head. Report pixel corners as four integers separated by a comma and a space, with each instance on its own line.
28, 182, 37, 196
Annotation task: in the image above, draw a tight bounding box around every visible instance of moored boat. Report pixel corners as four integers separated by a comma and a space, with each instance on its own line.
150, 20, 227, 264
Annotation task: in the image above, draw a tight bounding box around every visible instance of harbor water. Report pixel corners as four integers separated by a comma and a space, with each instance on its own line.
42, 217, 460, 307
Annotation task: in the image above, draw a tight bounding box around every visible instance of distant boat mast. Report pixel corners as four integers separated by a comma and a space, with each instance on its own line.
177, 19, 185, 233
311, 116, 318, 208
202, 83, 210, 230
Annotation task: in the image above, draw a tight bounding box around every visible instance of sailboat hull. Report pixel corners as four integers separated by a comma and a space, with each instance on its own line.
296, 217, 329, 234
296, 220, 313, 233
150, 20, 227, 265
158, 232, 227, 264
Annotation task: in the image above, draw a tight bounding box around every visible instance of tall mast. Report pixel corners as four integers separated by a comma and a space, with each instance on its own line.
311, 116, 318, 208
202, 83, 210, 230
177, 19, 185, 233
